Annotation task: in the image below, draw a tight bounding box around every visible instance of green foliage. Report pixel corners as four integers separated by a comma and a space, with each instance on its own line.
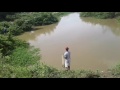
0, 34, 14, 55
15, 19, 32, 31
58, 70, 100, 78
8, 24, 23, 35
115, 12, 120, 17
110, 64, 120, 78
29, 12, 58, 26
0, 12, 59, 35
0, 22, 14, 35
80, 12, 93, 17
6, 14, 18, 21
0, 21, 11, 34
0, 12, 16, 21
80, 12, 120, 19
0, 64, 31, 78
0, 34, 29, 56
6, 47, 40, 67
0, 21, 11, 28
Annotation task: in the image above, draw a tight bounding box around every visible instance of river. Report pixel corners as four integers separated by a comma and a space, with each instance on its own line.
16, 13, 120, 71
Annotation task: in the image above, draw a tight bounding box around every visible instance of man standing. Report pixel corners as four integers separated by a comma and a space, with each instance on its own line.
63, 47, 71, 70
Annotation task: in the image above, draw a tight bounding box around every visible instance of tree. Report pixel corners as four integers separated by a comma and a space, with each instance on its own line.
0, 12, 17, 20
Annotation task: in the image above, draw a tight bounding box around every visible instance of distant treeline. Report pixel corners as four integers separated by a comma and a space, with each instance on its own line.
0, 12, 58, 35
0, 12, 20, 21
80, 12, 120, 19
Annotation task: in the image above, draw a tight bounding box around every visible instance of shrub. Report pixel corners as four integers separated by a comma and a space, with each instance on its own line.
80, 12, 120, 19
8, 47, 40, 67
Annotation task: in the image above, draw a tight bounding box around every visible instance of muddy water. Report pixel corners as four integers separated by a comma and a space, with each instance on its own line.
17, 13, 120, 71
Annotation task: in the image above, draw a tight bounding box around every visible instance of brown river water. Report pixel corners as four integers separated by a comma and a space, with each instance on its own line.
16, 13, 120, 71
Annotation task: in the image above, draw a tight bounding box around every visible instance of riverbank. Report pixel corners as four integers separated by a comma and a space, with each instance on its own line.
80, 12, 120, 24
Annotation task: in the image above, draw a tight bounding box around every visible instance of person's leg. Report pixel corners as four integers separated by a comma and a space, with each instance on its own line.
68, 60, 70, 70
65, 60, 68, 70
65, 60, 70, 70
68, 66, 70, 70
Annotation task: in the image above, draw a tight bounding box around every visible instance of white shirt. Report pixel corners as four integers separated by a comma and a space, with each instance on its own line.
64, 51, 70, 60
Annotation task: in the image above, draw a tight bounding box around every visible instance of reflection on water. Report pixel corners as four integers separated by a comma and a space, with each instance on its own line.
17, 13, 120, 71
81, 17, 120, 36
16, 23, 58, 41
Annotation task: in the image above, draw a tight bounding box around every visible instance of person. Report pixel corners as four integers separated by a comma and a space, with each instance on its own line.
63, 47, 71, 70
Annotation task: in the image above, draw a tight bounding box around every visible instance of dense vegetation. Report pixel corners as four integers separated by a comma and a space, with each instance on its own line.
0, 12, 58, 35
0, 12, 17, 21
80, 12, 120, 19
0, 12, 120, 78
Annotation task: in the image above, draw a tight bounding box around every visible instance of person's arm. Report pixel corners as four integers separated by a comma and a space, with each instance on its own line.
64, 52, 68, 59
70, 53, 71, 59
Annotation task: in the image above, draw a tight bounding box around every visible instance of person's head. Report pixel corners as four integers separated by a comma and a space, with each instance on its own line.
65, 47, 69, 51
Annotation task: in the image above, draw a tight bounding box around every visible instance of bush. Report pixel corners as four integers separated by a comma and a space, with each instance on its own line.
6, 15, 18, 21
111, 64, 120, 78
8, 24, 23, 35
0, 12, 61, 36
0, 34, 29, 56
0, 21, 11, 34
8, 47, 40, 67
80, 12, 120, 19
